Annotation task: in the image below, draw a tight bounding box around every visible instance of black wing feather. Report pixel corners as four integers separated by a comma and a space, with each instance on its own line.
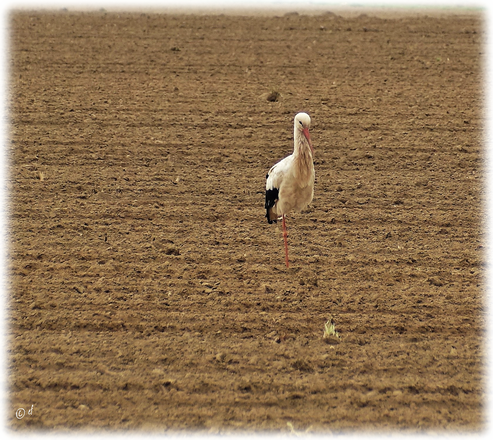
265, 175, 279, 224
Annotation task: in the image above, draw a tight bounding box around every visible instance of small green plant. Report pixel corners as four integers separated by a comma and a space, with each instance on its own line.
287, 422, 300, 436
323, 317, 341, 343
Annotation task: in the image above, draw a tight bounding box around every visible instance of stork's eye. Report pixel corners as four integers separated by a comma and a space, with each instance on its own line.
299, 121, 303, 126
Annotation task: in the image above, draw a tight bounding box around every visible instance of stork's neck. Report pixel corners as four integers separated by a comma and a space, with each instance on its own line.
293, 130, 313, 163
292, 130, 314, 185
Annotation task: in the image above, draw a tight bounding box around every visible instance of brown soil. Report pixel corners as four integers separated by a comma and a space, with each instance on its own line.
8, 10, 485, 433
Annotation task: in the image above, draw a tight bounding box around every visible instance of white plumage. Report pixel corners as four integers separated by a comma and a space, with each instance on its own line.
265, 112, 315, 267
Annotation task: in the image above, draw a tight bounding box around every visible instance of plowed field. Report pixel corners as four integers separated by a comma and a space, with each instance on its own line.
8, 9, 485, 433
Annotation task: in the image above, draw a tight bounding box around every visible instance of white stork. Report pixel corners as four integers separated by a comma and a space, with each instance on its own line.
265, 112, 315, 268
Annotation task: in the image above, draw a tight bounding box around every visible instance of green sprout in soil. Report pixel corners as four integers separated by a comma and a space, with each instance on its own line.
323, 317, 341, 343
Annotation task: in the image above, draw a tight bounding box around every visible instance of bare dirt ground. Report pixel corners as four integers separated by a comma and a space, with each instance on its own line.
7, 9, 485, 433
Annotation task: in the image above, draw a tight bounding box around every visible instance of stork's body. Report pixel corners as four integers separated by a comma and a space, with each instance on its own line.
265, 112, 315, 267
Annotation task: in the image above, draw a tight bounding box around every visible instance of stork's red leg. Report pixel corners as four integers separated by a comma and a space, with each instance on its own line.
282, 214, 289, 268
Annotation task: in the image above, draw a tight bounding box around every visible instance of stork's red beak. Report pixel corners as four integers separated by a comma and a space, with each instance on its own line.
303, 127, 314, 155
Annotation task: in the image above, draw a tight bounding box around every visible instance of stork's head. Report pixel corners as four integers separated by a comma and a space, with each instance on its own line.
294, 112, 313, 155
